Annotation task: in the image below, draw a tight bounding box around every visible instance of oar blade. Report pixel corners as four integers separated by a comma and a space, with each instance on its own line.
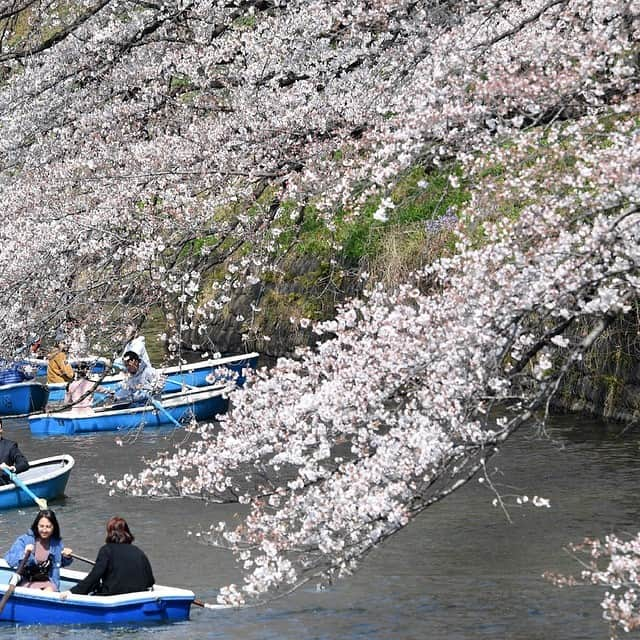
1, 467, 48, 511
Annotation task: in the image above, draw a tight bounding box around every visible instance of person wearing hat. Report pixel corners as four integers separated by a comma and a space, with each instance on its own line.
114, 324, 152, 370
46, 342, 74, 384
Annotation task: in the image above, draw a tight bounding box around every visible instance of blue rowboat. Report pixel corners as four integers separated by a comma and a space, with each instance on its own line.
47, 351, 259, 404
0, 454, 74, 510
0, 381, 49, 416
28, 385, 231, 436
0, 560, 194, 624
155, 351, 259, 389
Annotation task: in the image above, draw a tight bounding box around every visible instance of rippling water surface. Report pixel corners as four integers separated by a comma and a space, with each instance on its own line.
0, 414, 637, 639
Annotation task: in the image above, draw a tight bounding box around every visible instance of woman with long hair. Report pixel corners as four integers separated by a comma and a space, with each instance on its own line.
5, 509, 73, 591
69, 516, 155, 596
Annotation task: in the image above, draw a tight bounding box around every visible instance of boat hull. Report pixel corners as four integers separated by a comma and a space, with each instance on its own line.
0, 455, 75, 510
29, 385, 230, 436
0, 381, 49, 416
0, 562, 193, 624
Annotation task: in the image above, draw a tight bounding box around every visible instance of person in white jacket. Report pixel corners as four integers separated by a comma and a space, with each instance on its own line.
113, 351, 160, 405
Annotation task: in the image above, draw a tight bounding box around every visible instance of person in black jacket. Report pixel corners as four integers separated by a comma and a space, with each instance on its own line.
0, 418, 29, 485
68, 516, 155, 596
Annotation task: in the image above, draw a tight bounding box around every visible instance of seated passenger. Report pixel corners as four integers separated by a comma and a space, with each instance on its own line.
113, 351, 160, 405
67, 516, 154, 596
5, 509, 73, 592
64, 363, 115, 411
0, 417, 29, 485
0, 361, 34, 386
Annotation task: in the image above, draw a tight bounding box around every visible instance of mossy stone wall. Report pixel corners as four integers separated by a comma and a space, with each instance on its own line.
553, 310, 640, 422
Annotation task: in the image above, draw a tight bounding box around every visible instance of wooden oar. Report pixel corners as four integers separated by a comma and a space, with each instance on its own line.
1, 467, 47, 510
70, 553, 95, 565
191, 596, 244, 609
192, 598, 234, 609
70, 553, 224, 609
0, 549, 31, 614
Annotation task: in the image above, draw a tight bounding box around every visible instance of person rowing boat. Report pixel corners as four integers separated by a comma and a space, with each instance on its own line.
113, 351, 161, 406
0, 418, 29, 485
114, 325, 152, 370
4, 509, 73, 592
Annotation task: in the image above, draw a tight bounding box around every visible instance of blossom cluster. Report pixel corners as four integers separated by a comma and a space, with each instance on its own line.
0, 0, 636, 352
120, 192, 639, 603
546, 534, 640, 638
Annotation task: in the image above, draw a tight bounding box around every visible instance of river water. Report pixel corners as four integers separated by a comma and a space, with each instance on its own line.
0, 412, 637, 640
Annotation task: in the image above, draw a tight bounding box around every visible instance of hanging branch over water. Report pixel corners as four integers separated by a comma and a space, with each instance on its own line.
118, 195, 639, 605
545, 533, 640, 639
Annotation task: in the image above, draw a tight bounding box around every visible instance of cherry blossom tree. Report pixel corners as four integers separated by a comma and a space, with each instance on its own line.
0, 0, 636, 353
117, 178, 638, 604
0, 0, 639, 623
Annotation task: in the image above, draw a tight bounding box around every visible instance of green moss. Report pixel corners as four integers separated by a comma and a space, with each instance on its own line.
267, 162, 470, 266
233, 15, 257, 29
602, 373, 625, 415
478, 163, 506, 178
300, 209, 325, 235
1, 9, 32, 47
602, 374, 624, 389
169, 74, 193, 91
272, 206, 334, 258
2, 0, 89, 49
338, 215, 382, 261
141, 306, 167, 364
331, 162, 469, 261
259, 289, 323, 323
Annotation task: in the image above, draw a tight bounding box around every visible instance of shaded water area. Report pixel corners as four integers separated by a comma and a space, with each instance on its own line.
0, 412, 637, 639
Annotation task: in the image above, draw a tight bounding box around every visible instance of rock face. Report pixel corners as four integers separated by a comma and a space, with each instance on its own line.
188, 263, 640, 424
185, 253, 363, 358
552, 312, 640, 423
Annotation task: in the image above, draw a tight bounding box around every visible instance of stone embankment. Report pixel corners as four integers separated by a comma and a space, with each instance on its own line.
193, 267, 640, 424
553, 312, 640, 423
